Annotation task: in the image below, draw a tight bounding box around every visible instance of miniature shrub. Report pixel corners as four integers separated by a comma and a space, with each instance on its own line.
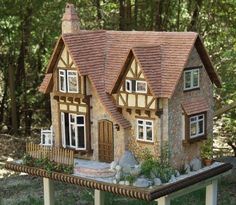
22, 155, 73, 174
141, 158, 158, 178
22, 154, 34, 166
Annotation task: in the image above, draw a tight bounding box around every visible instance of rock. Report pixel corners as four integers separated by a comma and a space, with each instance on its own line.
133, 178, 150, 188
190, 158, 202, 171
115, 165, 122, 172
119, 181, 125, 185
110, 161, 118, 170
125, 181, 130, 186
115, 171, 122, 181
153, 178, 162, 186
119, 151, 138, 168
130, 165, 141, 176
122, 165, 132, 174
184, 163, 191, 174
175, 170, 180, 177
168, 175, 176, 183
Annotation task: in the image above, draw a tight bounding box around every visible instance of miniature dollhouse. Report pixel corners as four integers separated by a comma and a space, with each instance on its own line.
39, 3, 221, 166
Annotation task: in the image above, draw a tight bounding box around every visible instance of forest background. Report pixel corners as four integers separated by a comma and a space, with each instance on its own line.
0, 0, 235, 154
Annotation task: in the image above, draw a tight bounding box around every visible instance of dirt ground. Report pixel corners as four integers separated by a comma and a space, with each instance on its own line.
0, 134, 236, 205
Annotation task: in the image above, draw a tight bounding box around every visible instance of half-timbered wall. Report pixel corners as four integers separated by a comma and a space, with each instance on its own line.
50, 46, 89, 149
116, 58, 156, 110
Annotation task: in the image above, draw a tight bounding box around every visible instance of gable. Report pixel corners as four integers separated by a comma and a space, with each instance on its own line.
57, 46, 77, 69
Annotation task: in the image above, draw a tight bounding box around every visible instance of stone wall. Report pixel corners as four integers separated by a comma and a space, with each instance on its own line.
168, 47, 214, 168
88, 79, 126, 161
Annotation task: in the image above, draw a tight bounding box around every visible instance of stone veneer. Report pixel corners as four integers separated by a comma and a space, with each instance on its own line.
168, 47, 214, 167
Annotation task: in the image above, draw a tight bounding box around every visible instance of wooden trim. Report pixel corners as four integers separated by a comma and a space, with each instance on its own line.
135, 115, 156, 120
126, 108, 132, 114
135, 109, 141, 115
86, 96, 92, 151
5, 162, 232, 202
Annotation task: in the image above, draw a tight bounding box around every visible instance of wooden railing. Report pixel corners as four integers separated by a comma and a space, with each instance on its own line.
26, 143, 74, 165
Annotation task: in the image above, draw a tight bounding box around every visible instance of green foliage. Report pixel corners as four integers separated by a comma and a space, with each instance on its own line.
22, 155, 73, 174
200, 138, 213, 160
141, 144, 175, 183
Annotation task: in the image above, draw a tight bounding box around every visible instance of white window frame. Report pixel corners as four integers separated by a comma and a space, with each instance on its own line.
190, 114, 205, 139
67, 70, 79, 93
125, 79, 132, 93
59, 69, 66, 92
136, 80, 147, 93
136, 119, 153, 142
184, 68, 200, 90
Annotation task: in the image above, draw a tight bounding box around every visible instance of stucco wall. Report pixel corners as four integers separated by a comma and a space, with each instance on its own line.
168, 47, 214, 167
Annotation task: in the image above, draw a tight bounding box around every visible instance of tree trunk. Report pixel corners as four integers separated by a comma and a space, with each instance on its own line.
187, 0, 203, 31
155, 0, 162, 31
8, 64, 18, 134
119, 0, 125, 30
126, 0, 132, 30
95, 0, 102, 28
0, 82, 7, 124
134, 0, 138, 30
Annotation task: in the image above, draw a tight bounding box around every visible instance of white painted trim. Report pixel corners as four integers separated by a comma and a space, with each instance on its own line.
136, 119, 154, 142
190, 114, 205, 139
61, 112, 66, 148
67, 70, 79, 93
206, 180, 218, 205
94, 189, 105, 205
184, 68, 200, 90
59, 69, 66, 92
125, 79, 132, 93
136, 80, 147, 93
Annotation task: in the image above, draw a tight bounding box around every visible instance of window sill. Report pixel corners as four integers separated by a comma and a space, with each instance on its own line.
136, 140, 154, 145
182, 135, 207, 145
183, 87, 200, 92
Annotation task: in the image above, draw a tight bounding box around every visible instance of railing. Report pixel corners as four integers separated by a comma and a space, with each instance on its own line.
26, 143, 74, 165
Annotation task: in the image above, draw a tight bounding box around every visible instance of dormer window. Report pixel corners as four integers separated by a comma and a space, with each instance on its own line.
126, 80, 132, 93
184, 68, 200, 91
59, 69, 79, 93
125, 79, 147, 94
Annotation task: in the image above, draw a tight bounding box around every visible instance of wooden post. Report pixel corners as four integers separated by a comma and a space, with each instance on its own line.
43, 178, 55, 205
94, 189, 105, 205
206, 179, 218, 205
156, 196, 170, 205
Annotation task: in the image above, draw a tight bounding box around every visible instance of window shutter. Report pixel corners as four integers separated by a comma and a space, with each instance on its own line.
132, 80, 136, 92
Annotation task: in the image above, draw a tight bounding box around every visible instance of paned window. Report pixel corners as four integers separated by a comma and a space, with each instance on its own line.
190, 114, 205, 139
137, 119, 153, 142
59, 69, 79, 93
184, 68, 200, 90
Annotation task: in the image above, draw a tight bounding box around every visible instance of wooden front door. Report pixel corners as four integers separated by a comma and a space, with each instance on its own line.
98, 120, 114, 163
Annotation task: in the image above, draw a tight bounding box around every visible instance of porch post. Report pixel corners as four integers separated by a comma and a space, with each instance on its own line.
156, 196, 170, 205
94, 189, 105, 205
43, 178, 55, 205
206, 179, 218, 205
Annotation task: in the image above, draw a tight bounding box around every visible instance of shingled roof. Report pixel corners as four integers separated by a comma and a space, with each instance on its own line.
39, 30, 221, 128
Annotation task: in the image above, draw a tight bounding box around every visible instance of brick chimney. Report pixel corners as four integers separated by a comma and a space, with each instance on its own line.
61, 3, 80, 34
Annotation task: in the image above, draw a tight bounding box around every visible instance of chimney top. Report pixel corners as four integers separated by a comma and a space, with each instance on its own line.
61, 3, 80, 34
62, 3, 79, 21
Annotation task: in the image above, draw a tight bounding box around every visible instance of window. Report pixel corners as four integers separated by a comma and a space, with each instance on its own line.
137, 119, 153, 142
61, 113, 86, 150
125, 79, 147, 93
136, 81, 147, 93
184, 68, 199, 90
59, 69, 79, 93
190, 114, 205, 139
125, 80, 132, 93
